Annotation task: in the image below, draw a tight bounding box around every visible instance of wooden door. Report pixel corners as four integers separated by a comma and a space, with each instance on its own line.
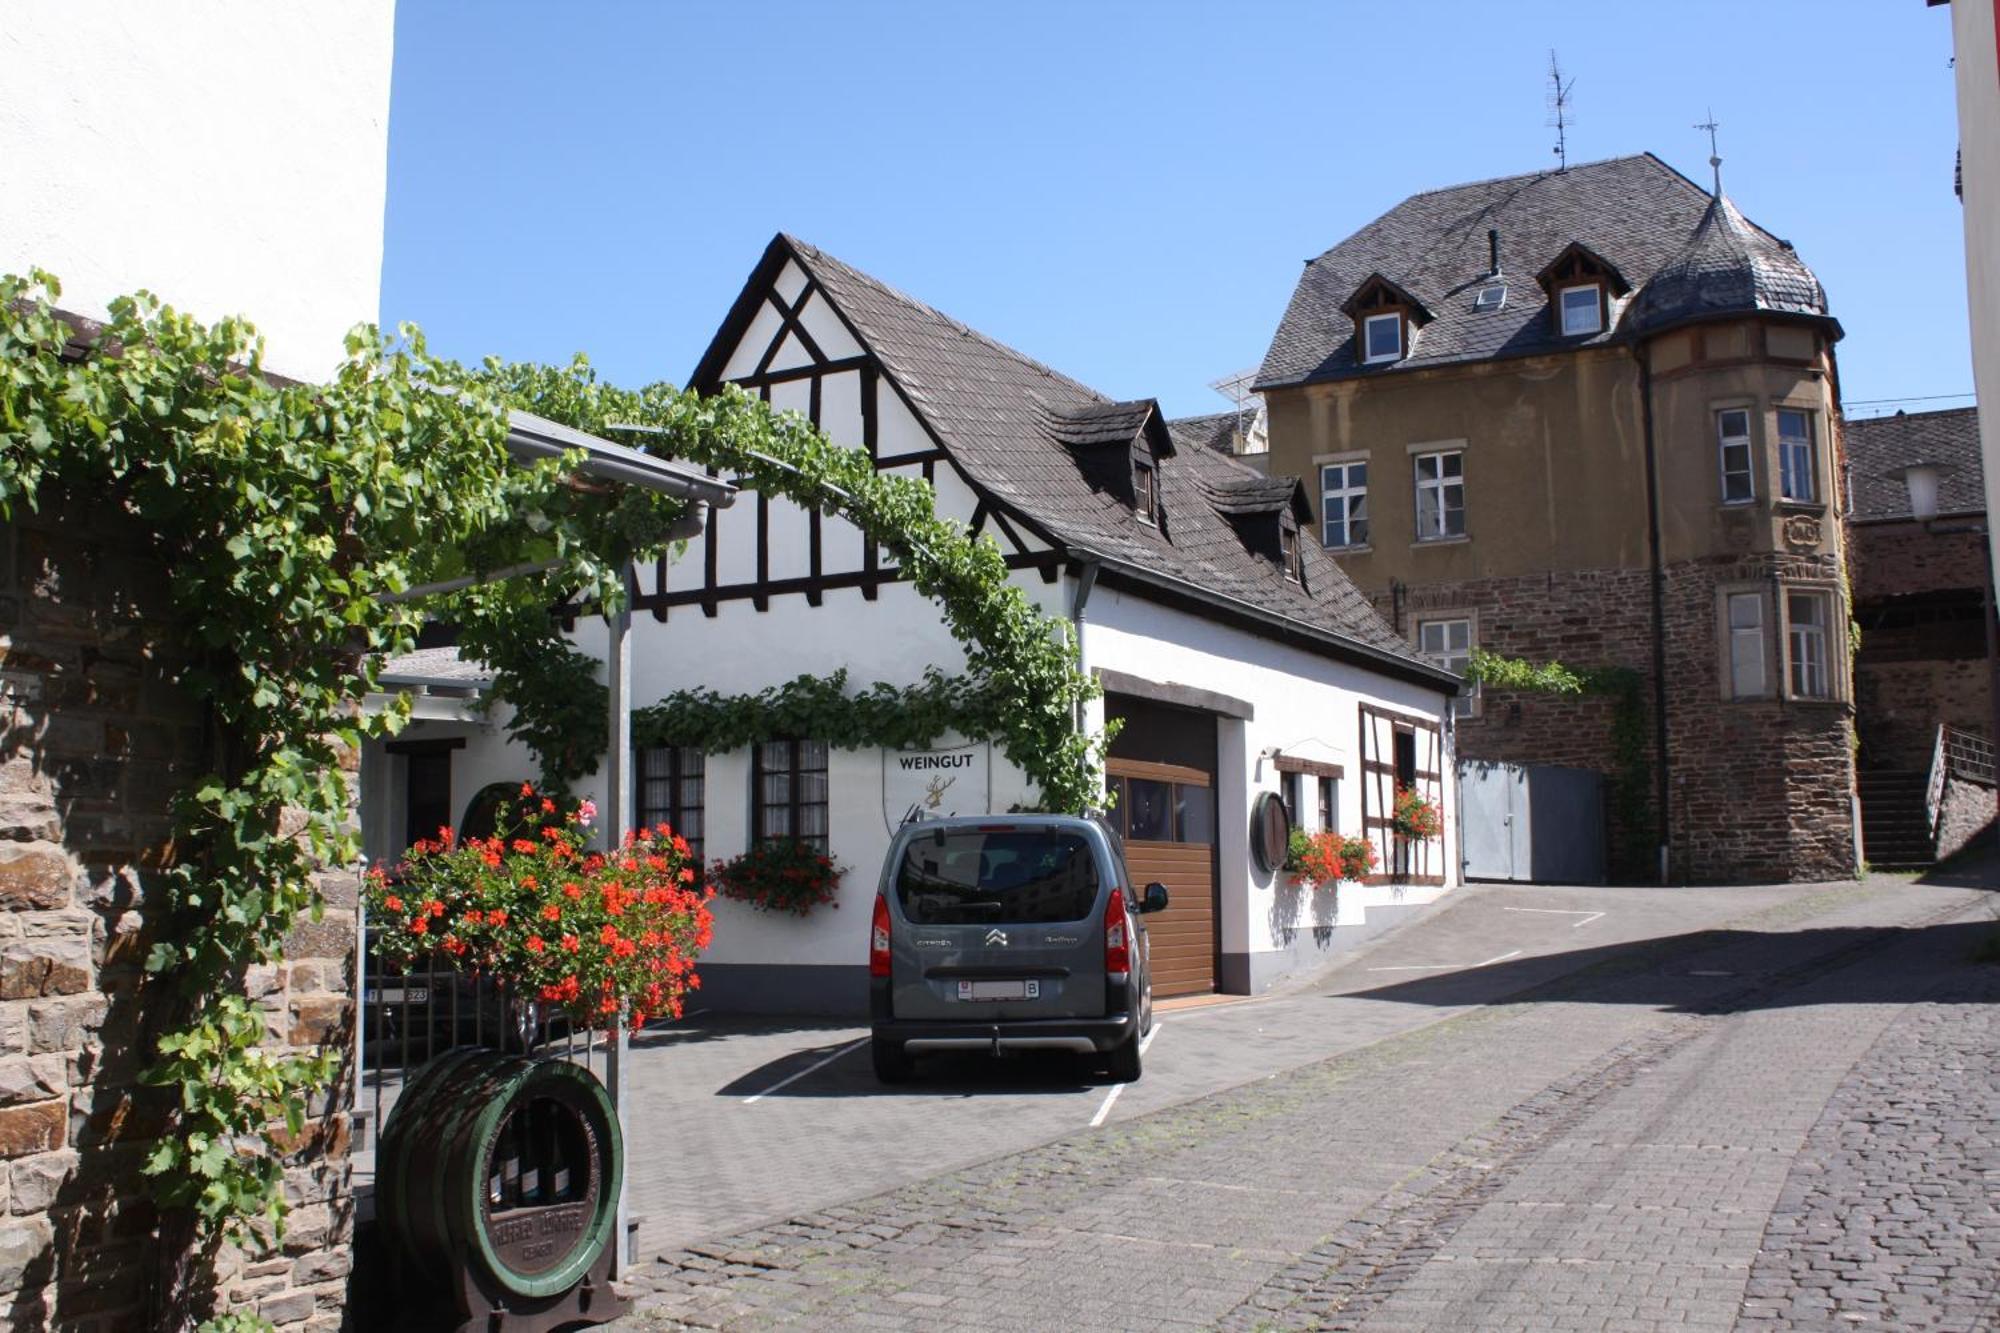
1107, 757, 1217, 998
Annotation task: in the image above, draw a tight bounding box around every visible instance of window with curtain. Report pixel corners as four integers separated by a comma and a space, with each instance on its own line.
753, 739, 830, 851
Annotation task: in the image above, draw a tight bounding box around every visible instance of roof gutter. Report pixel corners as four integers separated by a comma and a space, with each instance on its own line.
506, 409, 738, 508
1075, 551, 1463, 694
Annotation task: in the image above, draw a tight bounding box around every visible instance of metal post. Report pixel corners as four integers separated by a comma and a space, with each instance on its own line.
604, 569, 633, 1277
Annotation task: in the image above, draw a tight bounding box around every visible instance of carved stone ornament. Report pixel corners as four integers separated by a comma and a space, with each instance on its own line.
1784, 513, 1822, 550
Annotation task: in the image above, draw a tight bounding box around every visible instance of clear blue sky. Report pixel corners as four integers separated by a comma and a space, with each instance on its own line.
382, 1, 1968, 422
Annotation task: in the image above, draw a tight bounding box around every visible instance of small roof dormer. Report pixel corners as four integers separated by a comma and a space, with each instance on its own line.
1041, 399, 1177, 531
1536, 242, 1630, 339
1206, 473, 1314, 584
1341, 273, 1434, 367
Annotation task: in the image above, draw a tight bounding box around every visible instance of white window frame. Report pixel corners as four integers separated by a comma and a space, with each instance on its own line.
1783, 588, 1836, 701
1776, 407, 1817, 504
1413, 449, 1465, 541
1716, 408, 1755, 505
1319, 460, 1369, 549
1722, 589, 1770, 700
1416, 615, 1477, 717
1559, 283, 1603, 336
1363, 312, 1403, 364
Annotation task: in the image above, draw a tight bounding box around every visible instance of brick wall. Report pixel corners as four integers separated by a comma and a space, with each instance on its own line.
0, 493, 356, 1330
1377, 554, 1856, 883
1848, 520, 1989, 603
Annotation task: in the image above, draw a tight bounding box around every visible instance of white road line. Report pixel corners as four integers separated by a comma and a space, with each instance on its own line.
1089, 1021, 1163, 1128
1501, 906, 1606, 928
1369, 948, 1524, 973
741, 1037, 868, 1104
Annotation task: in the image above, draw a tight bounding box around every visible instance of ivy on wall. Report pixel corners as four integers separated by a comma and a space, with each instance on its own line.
633, 667, 1001, 754
1464, 648, 1652, 872
0, 275, 1104, 1326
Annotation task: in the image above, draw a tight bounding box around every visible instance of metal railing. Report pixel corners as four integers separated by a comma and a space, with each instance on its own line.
1926, 724, 1997, 838
350, 898, 623, 1234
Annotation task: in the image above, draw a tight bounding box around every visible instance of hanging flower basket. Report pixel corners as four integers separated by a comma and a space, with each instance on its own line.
709, 839, 846, 916
1391, 785, 1443, 841
1284, 828, 1378, 888
365, 784, 714, 1032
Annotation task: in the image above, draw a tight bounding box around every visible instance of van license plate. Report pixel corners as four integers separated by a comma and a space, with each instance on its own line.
957, 980, 1038, 1001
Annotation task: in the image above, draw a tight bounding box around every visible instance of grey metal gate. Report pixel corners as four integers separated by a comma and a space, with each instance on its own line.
1459, 760, 1606, 884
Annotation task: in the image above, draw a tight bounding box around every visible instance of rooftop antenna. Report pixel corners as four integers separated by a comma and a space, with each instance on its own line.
1208, 368, 1263, 451
1694, 109, 1723, 195
1546, 50, 1575, 171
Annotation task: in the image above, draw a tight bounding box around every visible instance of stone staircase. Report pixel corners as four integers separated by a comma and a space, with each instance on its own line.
1858, 769, 1935, 871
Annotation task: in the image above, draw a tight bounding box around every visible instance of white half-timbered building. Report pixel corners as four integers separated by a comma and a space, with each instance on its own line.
373, 234, 1463, 1014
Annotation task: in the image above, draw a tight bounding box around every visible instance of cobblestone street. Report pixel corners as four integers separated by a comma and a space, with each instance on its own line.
608, 874, 2000, 1331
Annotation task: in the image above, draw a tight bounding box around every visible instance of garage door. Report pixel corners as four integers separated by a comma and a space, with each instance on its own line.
1105, 758, 1216, 998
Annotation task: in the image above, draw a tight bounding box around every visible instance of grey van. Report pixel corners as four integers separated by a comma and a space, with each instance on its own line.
868, 814, 1169, 1084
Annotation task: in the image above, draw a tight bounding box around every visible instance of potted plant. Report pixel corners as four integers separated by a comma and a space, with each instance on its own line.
364, 784, 714, 1034
1391, 785, 1443, 841
708, 839, 846, 916
1285, 828, 1378, 889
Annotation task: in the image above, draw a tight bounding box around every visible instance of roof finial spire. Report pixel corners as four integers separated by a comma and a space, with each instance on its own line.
1694, 110, 1723, 196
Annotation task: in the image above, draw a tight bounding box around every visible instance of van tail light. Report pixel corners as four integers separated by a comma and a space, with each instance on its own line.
1104, 888, 1131, 978
869, 893, 893, 977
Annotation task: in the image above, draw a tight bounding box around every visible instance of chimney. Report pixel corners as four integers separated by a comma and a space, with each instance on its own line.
1488, 228, 1502, 277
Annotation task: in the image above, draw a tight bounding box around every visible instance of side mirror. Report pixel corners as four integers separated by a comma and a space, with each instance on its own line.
1140, 882, 1170, 914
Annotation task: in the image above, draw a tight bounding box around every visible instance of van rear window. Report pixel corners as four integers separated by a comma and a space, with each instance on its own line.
895, 829, 1101, 925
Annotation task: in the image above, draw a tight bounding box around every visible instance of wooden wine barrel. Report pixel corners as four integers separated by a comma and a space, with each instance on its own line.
379, 1049, 623, 1303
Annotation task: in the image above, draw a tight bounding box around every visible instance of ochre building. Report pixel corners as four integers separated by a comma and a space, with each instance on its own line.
1253, 153, 1856, 883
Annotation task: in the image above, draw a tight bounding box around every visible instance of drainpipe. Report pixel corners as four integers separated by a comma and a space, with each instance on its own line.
1637, 345, 1672, 884
1070, 558, 1101, 735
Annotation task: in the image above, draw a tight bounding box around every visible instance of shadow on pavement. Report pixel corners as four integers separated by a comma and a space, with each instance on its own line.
1340, 918, 2000, 1013
715, 1043, 1108, 1099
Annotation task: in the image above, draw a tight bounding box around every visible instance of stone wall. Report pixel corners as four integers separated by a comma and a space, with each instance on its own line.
1936, 774, 1997, 863
1378, 554, 1856, 883
0, 494, 356, 1330
1848, 520, 1994, 771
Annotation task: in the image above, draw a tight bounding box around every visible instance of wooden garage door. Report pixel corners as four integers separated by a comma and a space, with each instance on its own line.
1106, 759, 1217, 999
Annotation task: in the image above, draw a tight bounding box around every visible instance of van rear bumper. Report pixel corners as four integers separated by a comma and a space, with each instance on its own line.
870, 979, 1136, 1054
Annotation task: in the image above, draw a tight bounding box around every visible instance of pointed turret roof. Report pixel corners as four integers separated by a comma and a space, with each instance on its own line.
1627, 189, 1832, 335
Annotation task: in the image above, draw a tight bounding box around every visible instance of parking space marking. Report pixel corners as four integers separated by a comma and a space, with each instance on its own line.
1368, 948, 1524, 974
1089, 1021, 1163, 1129
741, 1037, 868, 1104
1502, 906, 1607, 928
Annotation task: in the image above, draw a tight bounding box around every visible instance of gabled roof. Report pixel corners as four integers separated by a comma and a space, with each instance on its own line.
689, 235, 1446, 685
1341, 272, 1436, 323
1256, 153, 1835, 389
1845, 406, 1986, 521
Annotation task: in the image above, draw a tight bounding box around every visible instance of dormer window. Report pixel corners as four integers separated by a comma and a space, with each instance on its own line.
1537, 243, 1628, 340
1559, 284, 1603, 336
1134, 458, 1157, 525
1280, 520, 1302, 582
1343, 273, 1432, 369
1363, 313, 1402, 363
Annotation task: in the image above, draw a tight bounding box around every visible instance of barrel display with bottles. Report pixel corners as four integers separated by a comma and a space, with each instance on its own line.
378, 1049, 623, 1302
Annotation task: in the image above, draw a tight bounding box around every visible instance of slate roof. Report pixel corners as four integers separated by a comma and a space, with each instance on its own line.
1256, 153, 1837, 390
1168, 411, 1247, 456
1845, 407, 1986, 520
1041, 400, 1169, 451
694, 235, 1440, 681
1202, 471, 1308, 520
1628, 192, 1828, 335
